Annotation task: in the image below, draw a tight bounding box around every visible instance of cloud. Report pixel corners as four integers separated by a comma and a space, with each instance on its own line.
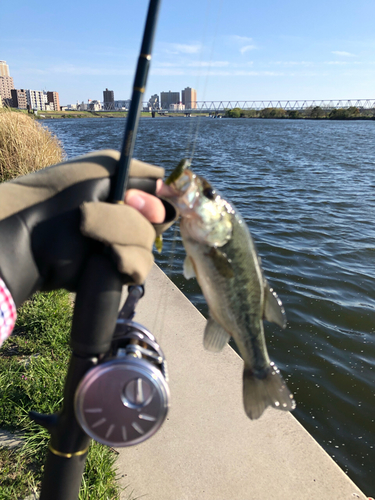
332, 51, 355, 57
229, 35, 257, 54
325, 61, 349, 65
187, 61, 229, 67
231, 35, 253, 44
240, 45, 256, 54
273, 61, 313, 67
152, 68, 283, 77
164, 43, 202, 55
150, 68, 186, 76
44, 64, 133, 76
154, 60, 229, 71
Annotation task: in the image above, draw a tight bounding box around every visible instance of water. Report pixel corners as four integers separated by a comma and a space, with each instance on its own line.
43, 117, 375, 495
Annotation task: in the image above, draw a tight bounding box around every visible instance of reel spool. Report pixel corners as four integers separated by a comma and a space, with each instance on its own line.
75, 320, 169, 447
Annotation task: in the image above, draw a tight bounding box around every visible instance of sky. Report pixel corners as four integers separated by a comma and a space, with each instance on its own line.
1, 0, 375, 106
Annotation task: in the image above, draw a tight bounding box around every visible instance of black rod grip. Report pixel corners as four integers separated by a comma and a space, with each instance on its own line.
70, 253, 123, 355
40, 450, 88, 500
38, 355, 97, 499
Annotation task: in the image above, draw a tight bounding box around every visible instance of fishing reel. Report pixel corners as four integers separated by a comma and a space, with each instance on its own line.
74, 286, 170, 447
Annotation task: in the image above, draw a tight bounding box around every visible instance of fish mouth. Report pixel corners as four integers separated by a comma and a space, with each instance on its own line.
163, 159, 197, 208
165, 159, 192, 187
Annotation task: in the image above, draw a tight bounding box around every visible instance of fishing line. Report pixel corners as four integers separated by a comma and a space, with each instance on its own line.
186, 0, 223, 164
152, 2, 213, 338
152, 0, 223, 339
185, 0, 212, 160
151, 222, 180, 342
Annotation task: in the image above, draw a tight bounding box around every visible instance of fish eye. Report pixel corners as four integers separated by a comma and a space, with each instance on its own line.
203, 186, 215, 200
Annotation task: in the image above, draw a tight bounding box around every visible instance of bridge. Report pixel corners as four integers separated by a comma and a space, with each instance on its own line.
152, 99, 375, 114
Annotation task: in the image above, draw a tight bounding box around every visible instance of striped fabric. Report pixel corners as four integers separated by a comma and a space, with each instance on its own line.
0, 277, 17, 347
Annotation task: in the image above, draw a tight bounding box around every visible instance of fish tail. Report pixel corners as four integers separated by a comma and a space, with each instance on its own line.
242, 362, 296, 420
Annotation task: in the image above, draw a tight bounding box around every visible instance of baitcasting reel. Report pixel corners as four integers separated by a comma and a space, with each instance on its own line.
74, 287, 170, 447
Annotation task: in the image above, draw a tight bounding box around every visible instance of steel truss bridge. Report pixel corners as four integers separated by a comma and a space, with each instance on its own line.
154, 99, 375, 114
100, 99, 375, 114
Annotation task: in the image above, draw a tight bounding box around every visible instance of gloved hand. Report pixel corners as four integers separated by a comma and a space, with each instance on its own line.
0, 149, 177, 308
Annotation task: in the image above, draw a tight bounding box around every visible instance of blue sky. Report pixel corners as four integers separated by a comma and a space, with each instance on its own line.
2, 0, 375, 105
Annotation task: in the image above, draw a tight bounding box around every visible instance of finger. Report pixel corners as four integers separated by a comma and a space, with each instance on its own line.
125, 189, 166, 224
156, 179, 177, 197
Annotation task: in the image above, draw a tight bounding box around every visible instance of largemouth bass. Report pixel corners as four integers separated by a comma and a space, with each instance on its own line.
164, 160, 296, 419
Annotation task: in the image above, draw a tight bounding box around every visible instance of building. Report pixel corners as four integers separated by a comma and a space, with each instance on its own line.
169, 102, 185, 111
88, 100, 102, 111
46, 91, 60, 111
0, 76, 15, 106
0, 61, 10, 77
65, 103, 79, 110
181, 87, 197, 109
79, 101, 88, 111
103, 88, 115, 110
26, 90, 47, 110
160, 91, 180, 109
148, 94, 159, 109
11, 89, 27, 109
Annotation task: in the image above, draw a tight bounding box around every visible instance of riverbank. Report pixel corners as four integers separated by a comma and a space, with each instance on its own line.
116, 264, 368, 500
1, 108, 209, 119
35, 109, 375, 120
35, 110, 208, 119
225, 106, 375, 119
4, 107, 373, 120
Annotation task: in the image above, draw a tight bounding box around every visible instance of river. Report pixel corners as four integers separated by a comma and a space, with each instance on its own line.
42, 116, 375, 495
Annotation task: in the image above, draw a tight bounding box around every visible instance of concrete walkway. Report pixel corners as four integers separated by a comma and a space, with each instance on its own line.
0, 429, 24, 449
116, 264, 367, 500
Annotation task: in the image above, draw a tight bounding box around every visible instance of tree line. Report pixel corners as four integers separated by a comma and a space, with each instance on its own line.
225, 106, 374, 119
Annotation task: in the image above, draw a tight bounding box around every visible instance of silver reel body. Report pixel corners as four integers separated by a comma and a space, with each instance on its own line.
75, 319, 169, 447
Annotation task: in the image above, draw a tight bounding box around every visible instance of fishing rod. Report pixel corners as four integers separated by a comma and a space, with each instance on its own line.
33, 2, 164, 499
113, 0, 162, 202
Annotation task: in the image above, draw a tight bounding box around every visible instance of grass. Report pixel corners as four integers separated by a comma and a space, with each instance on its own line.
0, 290, 121, 499
36, 110, 129, 119
0, 108, 65, 182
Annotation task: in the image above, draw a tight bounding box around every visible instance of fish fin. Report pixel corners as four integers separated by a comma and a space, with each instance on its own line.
205, 247, 234, 278
203, 318, 231, 352
263, 284, 287, 329
183, 255, 196, 279
243, 362, 296, 420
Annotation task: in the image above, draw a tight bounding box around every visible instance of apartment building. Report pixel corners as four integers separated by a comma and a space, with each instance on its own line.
181, 87, 197, 109
103, 88, 115, 110
160, 91, 180, 109
0, 76, 15, 106
0, 61, 10, 77
11, 89, 27, 109
26, 89, 47, 110
46, 91, 60, 111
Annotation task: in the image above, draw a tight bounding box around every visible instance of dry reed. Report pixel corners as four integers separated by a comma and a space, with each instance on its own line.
0, 109, 65, 182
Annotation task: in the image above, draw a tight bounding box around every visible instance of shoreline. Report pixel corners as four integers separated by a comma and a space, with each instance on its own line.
3, 109, 374, 121
116, 264, 368, 500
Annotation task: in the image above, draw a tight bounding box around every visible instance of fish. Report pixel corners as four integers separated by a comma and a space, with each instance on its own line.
164, 159, 296, 419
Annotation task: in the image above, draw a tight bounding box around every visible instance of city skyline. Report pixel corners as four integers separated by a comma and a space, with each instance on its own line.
1, 59, 198, 109
0, 61, 60, 110
2, 1, 375, 105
